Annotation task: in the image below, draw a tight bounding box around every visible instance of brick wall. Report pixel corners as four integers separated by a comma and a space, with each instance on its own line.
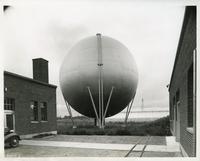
4, 72, 57, 135
169, 7, 196, 157
33, 58, 49, 83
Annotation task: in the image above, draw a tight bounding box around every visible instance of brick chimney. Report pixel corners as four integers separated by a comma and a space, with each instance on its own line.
32, 58, 49, 83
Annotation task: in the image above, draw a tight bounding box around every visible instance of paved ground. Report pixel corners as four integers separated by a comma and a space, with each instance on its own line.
5, 145, 128, 157
33, 135, 167, 145
5, 135, 182, 157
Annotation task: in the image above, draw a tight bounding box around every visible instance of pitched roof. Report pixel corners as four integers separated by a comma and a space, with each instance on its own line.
168, 6, 196, 91
4, 71, 57, 88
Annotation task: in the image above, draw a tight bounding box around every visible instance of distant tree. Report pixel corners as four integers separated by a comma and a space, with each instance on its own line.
63, 115, 70, 119
57, 116, 62, 120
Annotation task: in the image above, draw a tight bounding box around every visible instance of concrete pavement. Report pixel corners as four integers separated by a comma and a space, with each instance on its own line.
5, 136, 182, 157
20, 136, 180, 152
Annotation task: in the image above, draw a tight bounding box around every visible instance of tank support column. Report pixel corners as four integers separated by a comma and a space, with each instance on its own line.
125, 99, 134, 125
102, 86, 114, 127
94, 118, 98, 126
87, 86, 100, 126
97, 33, 104, 129
65, 101, 76, 128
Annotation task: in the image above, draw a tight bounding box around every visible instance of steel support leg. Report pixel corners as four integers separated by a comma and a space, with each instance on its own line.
125, 99, 134, 125
103, 86, 114, 121
65, 101, 76, 128
87, 86, 100, 126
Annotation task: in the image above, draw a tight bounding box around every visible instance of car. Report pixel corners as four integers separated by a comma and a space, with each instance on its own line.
4, 128, 20, 148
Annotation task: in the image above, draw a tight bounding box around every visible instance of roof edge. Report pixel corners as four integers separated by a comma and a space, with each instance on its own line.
4, 71, 57, 88
168, 6, 196, 91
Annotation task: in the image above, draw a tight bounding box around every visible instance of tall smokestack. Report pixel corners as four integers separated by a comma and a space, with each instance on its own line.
32, 58, 49, 83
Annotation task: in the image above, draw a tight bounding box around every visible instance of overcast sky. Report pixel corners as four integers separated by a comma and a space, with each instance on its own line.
3, 2, 185, 117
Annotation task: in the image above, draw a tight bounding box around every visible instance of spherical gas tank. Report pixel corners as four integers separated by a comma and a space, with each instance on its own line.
60, 34, 138, 118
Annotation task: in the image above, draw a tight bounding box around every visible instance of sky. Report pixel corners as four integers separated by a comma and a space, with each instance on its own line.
3, 1, 185, 117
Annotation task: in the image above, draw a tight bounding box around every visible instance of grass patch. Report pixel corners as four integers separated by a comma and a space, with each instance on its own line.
57, 116, 171, 136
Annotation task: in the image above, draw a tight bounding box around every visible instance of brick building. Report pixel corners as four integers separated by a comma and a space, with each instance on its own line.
4, 58, 57, 138
169, 6, 196, 157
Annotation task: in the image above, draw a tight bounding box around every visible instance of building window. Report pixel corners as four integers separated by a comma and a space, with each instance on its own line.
30, 101, 38, 121
4, 98, 15, 111
172, 97, 175, 120
170, 102, 172, 120
170, 98, 174, 120
176, 90, 180, 121
187, 63, 193, 127
176, 90, 180, 103
40, 102, 47, 121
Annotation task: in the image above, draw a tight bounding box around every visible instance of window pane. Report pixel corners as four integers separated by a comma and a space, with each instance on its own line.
40, 102, 47, 121
187, 64, 193, 127
172, 97, 175, 120
30, 101, 38, 121
4, 98, 15, 110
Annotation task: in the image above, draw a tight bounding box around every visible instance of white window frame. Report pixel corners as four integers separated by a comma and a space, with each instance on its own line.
4, 110, 15, 131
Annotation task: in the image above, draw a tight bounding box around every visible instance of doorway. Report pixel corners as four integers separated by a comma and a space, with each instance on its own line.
4, 110, 15, 131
